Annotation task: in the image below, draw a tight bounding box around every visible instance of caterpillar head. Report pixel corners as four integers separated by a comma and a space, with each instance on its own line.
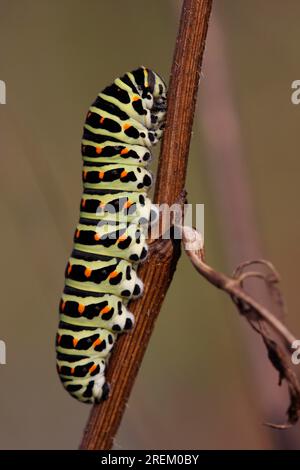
130, 66, 167, 114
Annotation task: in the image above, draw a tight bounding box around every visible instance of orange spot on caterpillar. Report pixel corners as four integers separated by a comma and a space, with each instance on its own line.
120, 147, 129, 155
61, 301, 66, 312
94, 232, 101, 241
124, 200, 132, 209
72, 338, 78, 347
57, 334, 61, 344
78, 304, 85, 314
120, 170, 128, 178
132, 95, 140, 102
89, 363, 97, 374
98, 171, 104, 180
71, 367, 75, 374
81, 199, 86, 208
83, 170, 87, 180
123, 123, 131, 131
100, 306, 111, 315
92, 338, 102, 348
84, 267, 92, 278
100, 117, 105, 124
87, 112, 91, 118
108, 270, 118, 280
75, 230, 80, 238
96, 146, 102, 154
67, 264, 72, 275
118, 234, 127, 242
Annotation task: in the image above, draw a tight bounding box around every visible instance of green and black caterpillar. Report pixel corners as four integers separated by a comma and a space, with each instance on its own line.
56, 67, 167, 403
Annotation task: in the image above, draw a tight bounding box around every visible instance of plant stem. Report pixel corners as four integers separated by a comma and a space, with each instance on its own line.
80, 0, 213, 450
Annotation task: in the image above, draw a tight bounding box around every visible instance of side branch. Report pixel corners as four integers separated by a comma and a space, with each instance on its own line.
80, 0, 213, 450
182, 226, 300, 429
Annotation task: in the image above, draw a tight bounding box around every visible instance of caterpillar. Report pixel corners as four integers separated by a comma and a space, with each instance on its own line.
56, 67, 167, 403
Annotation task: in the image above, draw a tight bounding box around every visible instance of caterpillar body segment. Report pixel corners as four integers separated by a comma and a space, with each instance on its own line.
79, 191, 153, 224
82, 163, 153, 192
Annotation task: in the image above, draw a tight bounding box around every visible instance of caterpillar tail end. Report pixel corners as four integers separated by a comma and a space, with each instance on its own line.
94, 379, 110, 403
60, 374, 111, 404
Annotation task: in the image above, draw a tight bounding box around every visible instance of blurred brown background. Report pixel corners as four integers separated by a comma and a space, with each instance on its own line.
0, 0, 300, 449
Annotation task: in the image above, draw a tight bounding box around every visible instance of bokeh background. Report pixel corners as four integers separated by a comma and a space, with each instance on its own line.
1, 0, 300, 449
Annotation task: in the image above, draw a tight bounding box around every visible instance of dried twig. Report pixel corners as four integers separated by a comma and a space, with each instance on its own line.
198, 10, 299, 445
80, 0, 213, 450
182, 226, 300, 429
